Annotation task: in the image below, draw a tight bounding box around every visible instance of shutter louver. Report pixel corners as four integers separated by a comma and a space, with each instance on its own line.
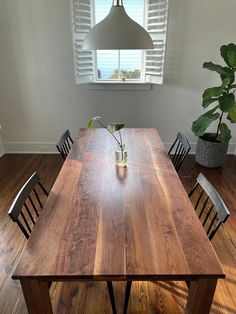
71, 0, 94, 84
144, 0, 169, 84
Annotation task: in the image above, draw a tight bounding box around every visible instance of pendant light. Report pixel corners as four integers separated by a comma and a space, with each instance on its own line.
82, 0, 154, 50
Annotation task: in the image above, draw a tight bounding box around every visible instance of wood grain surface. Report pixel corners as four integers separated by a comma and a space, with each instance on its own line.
0, 153, 235, 313
12, 129, 224, 281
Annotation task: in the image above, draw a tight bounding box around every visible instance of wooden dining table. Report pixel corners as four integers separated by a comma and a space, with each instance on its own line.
12, 128, 224, 314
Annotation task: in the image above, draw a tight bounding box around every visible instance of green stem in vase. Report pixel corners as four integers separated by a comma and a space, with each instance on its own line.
88, 117, 125, 163
97, 121, 121, 146
118, 130, 124, 161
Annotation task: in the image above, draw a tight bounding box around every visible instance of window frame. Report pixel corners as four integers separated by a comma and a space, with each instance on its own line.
71, 0, 169, 85
93, 0, 145, 83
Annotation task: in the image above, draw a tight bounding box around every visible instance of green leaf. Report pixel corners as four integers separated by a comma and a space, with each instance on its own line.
221, 43, 236, 68
202, 78, 231, 108
227, 105, 236, 122
219, 93, 235, 112
203, 62, 227, 74
203, 62, 235, 83
203, 86, 223, 99
204, 78, 231, 97
202, 95, 220, 108
219, 122, 231, 142
107, 123, 125, 133
220, 67, 235, 84
88, 119, 93, 128
203, 62, 234, 84
192, 107, 220, 136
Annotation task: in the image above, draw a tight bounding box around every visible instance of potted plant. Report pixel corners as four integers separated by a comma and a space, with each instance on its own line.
192, 43, 236, 167
88, 116, 127, 167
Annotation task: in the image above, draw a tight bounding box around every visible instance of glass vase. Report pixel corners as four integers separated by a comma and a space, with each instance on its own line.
115, 144, 128, 167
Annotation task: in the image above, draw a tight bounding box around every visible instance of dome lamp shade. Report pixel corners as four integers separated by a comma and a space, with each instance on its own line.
82, 0, 154, 50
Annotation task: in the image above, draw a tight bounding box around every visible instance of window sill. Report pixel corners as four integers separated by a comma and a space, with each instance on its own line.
88, 82, 152, 90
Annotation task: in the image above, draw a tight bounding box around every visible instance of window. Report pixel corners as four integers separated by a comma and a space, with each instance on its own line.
95, 0, 143, 82
71, 0, 169, 84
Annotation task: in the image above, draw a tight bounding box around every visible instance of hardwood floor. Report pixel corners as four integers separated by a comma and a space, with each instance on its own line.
0, 154, 235, 313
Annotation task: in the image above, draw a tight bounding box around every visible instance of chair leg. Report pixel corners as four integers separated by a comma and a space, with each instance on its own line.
122, 281, 132, 314
106, 281, 117, 314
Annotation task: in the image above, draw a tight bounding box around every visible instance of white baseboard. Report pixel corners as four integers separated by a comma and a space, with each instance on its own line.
2, 141, 236, 155
0, 142, 5, 157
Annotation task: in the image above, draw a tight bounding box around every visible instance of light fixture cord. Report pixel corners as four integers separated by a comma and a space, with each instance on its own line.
113, 0, 123, 6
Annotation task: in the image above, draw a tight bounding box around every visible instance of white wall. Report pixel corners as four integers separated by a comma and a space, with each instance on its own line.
0, 0, 236, 153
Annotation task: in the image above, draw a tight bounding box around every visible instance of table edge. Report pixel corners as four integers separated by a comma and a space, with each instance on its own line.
12, 273, 225, 281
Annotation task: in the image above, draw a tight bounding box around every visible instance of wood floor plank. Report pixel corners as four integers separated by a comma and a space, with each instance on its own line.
0, 154, 235, 313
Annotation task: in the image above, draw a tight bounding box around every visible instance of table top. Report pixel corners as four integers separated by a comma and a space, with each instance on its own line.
13, 128, 224, 281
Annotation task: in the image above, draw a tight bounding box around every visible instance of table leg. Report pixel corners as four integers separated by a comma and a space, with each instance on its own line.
186, 278, 217, 314
107, 281, 117, 314
122, 281, 132, 314
20, 279, 53, 314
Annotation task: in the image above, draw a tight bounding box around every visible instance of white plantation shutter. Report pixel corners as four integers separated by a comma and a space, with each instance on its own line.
144, 0, 169, 84
71, 0, 94, 84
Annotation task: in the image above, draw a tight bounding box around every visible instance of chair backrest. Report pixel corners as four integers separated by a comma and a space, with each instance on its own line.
168, 132, 191, 172
56, 129, 74, 160
188, 173, 230, 240
8, 172, 48, 239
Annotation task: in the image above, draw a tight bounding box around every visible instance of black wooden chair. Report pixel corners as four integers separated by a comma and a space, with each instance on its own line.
56, 129, 74, 160
122, 173, 230, 314
188, 173, 230, 240
8, 172, 117, 313
168, 132, 191, 172
8, 172, 48, 239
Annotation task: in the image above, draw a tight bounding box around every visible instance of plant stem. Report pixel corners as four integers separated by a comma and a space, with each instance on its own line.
119, 130, 124, 161
229, 84, 236, 89
119, 130, 123, 147
97, 121, 121, 146
216, 112, 223, 140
